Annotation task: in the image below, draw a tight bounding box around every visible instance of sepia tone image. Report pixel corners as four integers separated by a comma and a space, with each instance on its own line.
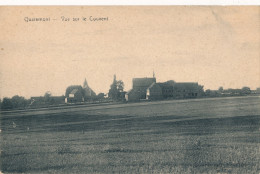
0, 6, 260, 173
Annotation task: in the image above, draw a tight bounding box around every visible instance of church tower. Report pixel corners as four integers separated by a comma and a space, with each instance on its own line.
113, 74, 117, 84
83, 78, 91, 97
83, 78, 89, 89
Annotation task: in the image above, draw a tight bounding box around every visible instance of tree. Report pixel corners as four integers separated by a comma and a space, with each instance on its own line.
1, 95, 29, 110
11, 95, 27, 108
205, 89, 218, 97
97, 93, 105, 100
44, 91, 52, 103
205, 89, 211, 96
108, 75, 125, 101
218, 87, 224, 92
241, 87, 251, 95
108, 75, 118, 100
1, 97, 13, 110
108, 84, 118, 100
117, 80, 124, 92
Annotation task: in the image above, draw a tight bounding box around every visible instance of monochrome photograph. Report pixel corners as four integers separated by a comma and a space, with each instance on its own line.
0, 6, 260, 173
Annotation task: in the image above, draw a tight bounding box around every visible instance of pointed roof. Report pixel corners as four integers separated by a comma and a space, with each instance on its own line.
70, 89, 79, 94
133, 77, 156, 88
148, 82, 156, 89
148, 82, 162, 91
126, 89, 134, 95
83, 78, 89, 88
113, 74, 117, 83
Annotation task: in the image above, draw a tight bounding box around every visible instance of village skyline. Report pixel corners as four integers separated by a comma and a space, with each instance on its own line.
0, 6, 259, 99
0, 73, 259, 99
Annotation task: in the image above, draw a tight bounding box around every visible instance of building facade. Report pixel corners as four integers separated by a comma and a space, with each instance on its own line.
125, 77, 156, 102
146, 82, 163, 100
65, 88, 84, 103
126, 76, 204, 102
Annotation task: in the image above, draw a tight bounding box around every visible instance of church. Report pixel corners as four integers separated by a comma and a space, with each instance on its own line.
65, 78, 96, 103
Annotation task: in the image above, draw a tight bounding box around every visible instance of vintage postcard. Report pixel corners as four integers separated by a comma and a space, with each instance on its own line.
0, 6, 259, 173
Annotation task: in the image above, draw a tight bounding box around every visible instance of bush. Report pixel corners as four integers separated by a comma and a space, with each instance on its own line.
1, 97, 13, 110
1, 95, 29, 110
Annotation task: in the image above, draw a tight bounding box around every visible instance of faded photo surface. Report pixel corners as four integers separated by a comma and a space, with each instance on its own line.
0, 6, 260, 174
0, 6, 259, 98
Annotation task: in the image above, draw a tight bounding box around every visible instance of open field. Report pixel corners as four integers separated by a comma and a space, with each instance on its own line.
1, 96, 260, 173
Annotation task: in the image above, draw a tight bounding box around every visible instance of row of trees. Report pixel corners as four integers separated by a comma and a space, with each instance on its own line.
1, 95, 30, 110
205, 86, 252, 97
0, 91, 60, 110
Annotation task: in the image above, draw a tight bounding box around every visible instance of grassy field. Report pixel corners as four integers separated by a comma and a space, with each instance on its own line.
1, 96, 260, 173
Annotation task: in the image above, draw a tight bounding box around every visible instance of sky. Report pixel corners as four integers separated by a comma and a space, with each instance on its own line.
0, 6, 259, 99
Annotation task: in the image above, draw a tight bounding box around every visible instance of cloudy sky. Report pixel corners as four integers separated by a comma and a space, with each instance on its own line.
0, 6, 259, 98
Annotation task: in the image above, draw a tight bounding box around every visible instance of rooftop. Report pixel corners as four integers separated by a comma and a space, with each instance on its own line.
70, 89, 79, 94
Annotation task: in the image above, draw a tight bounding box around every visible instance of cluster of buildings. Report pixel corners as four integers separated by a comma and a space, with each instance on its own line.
125, 75, 204, 102
64, 73, 204, 103
30, 79, 96, 107
30, 72, 259, 106
65, 79, 96, 103
29, 73, 205, 105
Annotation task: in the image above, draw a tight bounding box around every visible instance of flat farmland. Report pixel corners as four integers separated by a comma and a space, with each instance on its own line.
1, 96, 260, 173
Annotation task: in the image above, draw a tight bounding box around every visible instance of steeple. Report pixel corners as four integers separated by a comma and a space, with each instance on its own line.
83, 78, 89, 88
153, 70, 155, 78
83, 78, 92, 97
113, 74, 117, 83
